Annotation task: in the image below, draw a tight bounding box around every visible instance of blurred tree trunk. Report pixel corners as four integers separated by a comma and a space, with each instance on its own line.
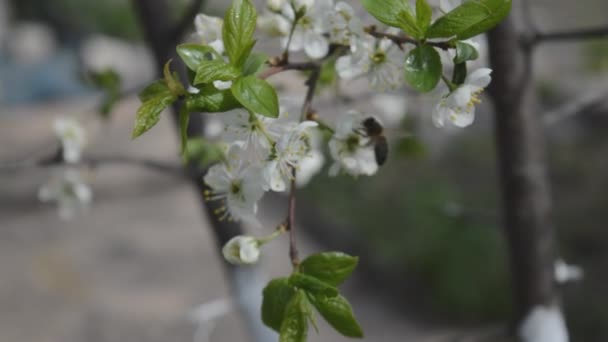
487, 15, 560, 330
131, 1, 274, 341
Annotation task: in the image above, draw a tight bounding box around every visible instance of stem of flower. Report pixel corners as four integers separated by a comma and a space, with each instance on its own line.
441, 74, 458, 92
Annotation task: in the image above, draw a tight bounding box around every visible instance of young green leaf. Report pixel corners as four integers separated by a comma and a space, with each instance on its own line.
360, 0, 412, 29
163, 60, 186, 96
193, 60, 241, 85
223, 0, 257, 68
397, 8, 423, 39
454, 41, 479, 64
185, 138, 226, 167
299, 252, 358, 286
452, 62, 468, 85
87, 69, 121, 117
416, 0, 433, 35
404, 44, 442, 92
262, 278, 296, 332
243, 52, 269, 76
280, 290, 309, 342
178, 106, 189, 155
132, 94, 176, 138
309, 294, 364, 338
138, 80, 171, 102
176, 44, 221, 71
231, 76, 279, 118
288, 273, 339, 297
185, 84, 242, 113
427, 0, 512, 40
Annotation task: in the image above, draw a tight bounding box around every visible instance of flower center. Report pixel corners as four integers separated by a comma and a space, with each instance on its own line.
371, 51, 386, 65
230, 180, 242, 196
346, 134, 360, 152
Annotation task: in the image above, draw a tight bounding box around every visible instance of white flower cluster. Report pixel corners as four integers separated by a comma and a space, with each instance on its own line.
203, 109, 324, 226
38, 117, 92, 220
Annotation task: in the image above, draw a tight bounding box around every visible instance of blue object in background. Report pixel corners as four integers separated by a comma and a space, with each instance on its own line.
0, 49, 91, 106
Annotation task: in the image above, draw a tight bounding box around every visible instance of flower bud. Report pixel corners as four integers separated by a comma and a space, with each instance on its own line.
267, 0, 285, 12
222, 235, 261, 265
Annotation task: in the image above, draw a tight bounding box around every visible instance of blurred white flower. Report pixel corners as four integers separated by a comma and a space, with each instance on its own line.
326, 1, 363, 46
189, 299, 232, 342
222, 235, 261, 265
38, 168, 92, 220
371, 94, 408, 127
519, 305, 569, 342
329, 111, 378, 177
212, 80, 232, 90
263, 121, 318, 191
432, 68, 492, 128
296, 130, 325, 187
194, 14, 224, 54
554, 259, 584, 284
53, 117, 86, 163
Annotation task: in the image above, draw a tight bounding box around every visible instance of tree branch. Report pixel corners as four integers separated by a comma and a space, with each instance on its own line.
488, 15, 559, 328
532, 26, 608, 45
543, 87, 608, 126
170, 0, 206, 45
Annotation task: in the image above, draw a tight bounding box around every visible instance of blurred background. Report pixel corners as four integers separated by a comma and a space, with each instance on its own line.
1, 0, 607, 341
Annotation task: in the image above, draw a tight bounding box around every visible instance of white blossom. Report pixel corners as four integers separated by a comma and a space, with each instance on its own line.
280, 0, 333, 59
371, 93, 408, 127
212, 80, 232, 90
53, 116, 86, 163
203, 145, 265, 225
326, 1, 363, 46
222, 235, 261, 265
220, 110, 277, 162
194, 14, 224, 54
519, 305, 569, 342
336, 33, 404, 91
296, 130, 325, 187
38, 168, 92, 220
554, 259, 584, 284
432, 68, 492, 128
263, 121, 318, 191
329, 111, 378, 177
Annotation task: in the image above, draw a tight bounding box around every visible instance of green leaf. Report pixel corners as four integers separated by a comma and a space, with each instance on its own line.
193, 60, 241, 85
243, 52, 268, 76
138, 80, 171, 102
280, 290, 309, 342
176, 44, 221, 71
132, 94, 176, 138
416, 0, 433, 35
223, 0, 257, 68
454, 41, 479, 64
397, 8, 423, 39
185, 138, 226, 167
163, 60, 186, 96
262, 278, 296, 332
360, 0, 412, 29
231, 76, 279, 118
309, 294, 363, 338
300, 252, 359, 286
404, 44, 442, 93
186, 84, 242, 113
288, 273, 339, 297
452, 62, 467, 85
87, 69, 121, 117
178, 106, 189, 155
427, 0, 512, 40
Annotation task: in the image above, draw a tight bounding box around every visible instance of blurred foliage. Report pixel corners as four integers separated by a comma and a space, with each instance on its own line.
302, 132, 512, 322
583, 40, 608, 73
85, 69, 122, 118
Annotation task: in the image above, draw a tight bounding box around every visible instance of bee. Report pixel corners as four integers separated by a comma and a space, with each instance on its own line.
357, 117, 389, 166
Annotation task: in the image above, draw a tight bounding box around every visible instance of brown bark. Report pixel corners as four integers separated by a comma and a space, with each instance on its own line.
487, 16, 558, 326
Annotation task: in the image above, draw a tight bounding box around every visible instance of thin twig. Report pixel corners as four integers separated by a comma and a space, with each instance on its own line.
285, 62, 323, 268
170, 0, 206, 45
0, 152, 186, 176
543, 88, 608, 126
258, 61, 319, 80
